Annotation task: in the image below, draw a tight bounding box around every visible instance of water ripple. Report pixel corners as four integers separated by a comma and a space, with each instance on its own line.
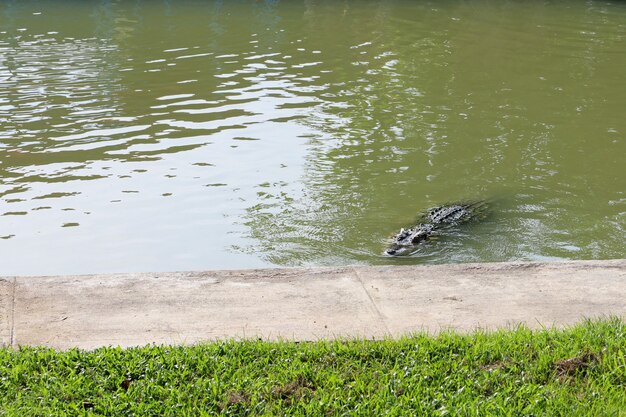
0, 0, 624, 275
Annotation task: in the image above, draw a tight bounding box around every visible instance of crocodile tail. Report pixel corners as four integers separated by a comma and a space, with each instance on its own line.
462, 199, 491, 220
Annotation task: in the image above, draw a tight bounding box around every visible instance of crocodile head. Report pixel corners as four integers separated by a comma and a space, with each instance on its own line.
384, 224, 433, 256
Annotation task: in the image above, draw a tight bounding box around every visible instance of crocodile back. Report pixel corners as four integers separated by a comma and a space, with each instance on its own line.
427, 201, 488, 224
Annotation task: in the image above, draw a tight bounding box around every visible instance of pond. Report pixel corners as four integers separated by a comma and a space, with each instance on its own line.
1, 0, 625, 275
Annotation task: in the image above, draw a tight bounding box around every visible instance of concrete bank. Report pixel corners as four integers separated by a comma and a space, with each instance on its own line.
1, 260, 625, 349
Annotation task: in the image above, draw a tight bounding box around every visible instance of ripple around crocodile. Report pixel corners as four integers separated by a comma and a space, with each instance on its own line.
384, 201, 489, 257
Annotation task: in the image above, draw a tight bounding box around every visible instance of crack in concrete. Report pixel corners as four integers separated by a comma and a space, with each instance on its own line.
352, 268, 390, 335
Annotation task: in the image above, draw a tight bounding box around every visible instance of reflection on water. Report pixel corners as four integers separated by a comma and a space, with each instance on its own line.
0, 0, 625, 275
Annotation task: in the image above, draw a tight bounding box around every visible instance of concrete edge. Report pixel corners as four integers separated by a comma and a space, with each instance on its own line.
1, 259, 625, 349
0, 277, 15, 348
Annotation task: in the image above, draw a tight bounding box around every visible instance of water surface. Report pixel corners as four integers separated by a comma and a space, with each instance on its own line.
1, 0, 625, 275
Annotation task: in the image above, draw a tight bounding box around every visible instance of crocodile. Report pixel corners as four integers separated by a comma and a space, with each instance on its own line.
384, 201, 488, 256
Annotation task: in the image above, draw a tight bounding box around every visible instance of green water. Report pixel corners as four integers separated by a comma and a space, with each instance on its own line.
1, 0, 624, 275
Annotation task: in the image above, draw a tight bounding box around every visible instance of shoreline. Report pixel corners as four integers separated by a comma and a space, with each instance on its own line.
1, 259, 624, 349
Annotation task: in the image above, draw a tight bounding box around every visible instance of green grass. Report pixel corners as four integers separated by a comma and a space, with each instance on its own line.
1, 318, 625, 416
